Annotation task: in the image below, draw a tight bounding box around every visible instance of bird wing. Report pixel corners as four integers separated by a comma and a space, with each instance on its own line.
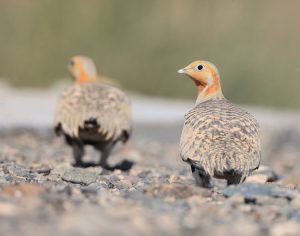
180, 98, 261, 173
54, 82, 132, 140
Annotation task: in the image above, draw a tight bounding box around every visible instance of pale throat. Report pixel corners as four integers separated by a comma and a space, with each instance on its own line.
195, 75, 223, 104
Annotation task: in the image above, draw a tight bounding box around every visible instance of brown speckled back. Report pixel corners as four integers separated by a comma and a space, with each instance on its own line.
180, 97, 261, 178
54, 82, 132, 141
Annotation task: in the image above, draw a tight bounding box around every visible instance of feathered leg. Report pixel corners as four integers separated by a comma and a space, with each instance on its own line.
97, 142, 115, 169
72, 141, 85, 167
191, 165, 213, 188
225, 169, 245, 185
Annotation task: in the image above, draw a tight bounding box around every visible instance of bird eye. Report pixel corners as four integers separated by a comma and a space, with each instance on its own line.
69, 60, 75, 67
196, 65, 203, 71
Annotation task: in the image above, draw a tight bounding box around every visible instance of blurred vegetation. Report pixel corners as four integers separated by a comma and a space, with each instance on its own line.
0, 0, 300, 108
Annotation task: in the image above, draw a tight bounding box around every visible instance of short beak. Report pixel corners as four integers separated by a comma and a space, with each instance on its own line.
177, 68, 186, 74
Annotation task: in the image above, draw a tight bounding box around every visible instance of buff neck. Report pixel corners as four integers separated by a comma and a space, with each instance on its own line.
195, 78, 224, 104
76, 74, 98, 83
73, 61, 99, 83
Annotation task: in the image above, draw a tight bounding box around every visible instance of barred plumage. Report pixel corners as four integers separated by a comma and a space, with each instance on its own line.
55, 83, 131, 140
178, 60, 261, 187
54, 56, 132, 168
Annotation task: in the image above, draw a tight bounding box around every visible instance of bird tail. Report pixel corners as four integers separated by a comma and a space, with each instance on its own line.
205, 149, 254, 177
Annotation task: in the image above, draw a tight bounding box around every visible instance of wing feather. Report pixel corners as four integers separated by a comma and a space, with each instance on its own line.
180, 98, 260, 174
54, 82, 132, 140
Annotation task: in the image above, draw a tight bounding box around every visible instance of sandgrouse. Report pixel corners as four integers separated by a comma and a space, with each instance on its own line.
54, 56, 132, 168
178, 61, 261, 188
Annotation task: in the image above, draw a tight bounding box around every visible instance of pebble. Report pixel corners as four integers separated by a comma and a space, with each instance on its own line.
145, 183, 211, 200
245, 174, 268, 184
280, 170, 300, 188
288, 210, 300, 221
0, 202, 18, 216
81, 183, 101, 195
270, 221, 300, 236
251, 165, 279, 182
62, 168, 98, 185
223, 183, 296, 201
1, 183, 43, 198
0, 127, 300, 236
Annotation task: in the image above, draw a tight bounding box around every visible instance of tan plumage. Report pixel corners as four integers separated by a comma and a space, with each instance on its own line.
55, 83, 131, 139
178, 61, 261, 187
54, 56, 132, 168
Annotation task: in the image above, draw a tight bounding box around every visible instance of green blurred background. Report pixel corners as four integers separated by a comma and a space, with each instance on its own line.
0, 0, 300, 108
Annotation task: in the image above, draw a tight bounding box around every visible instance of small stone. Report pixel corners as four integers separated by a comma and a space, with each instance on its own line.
288, 210, 300, 221
255, 195, 289, 206
270, 221, 300, 236
48, 162, 72, 181
223, 183, 297, 201
1, 183, 43, 198
186, 195, 209, 207
58, 185, 72, 196
2, 163, 36, 180
0, 202, 18, 216
291, 195, 300, 209
119, 179, 133, 189
62, 168, 98, 185
108, 178, 133, 190
81, 183, 101, 195
280, 170, 300, 188
145, 183, 211, 200
226, 193, 245, 204
114, 169, 122, 175
167, 175, 181, 184
251, 165, 278, 182
245, 174, 268, 184
30, 164, 52, 175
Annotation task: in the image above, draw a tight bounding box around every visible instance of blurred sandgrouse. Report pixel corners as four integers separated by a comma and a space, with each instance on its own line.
178, 61, 261, 188
54, 56, 132, 168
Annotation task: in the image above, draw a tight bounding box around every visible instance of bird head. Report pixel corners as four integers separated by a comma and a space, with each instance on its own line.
68, 56, 98, 83
178, 60, 223, 102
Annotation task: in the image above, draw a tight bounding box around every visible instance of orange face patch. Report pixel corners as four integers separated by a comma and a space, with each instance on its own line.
69, 56, 98, 83
179, 60, 222, 97
76, 60, 90, 83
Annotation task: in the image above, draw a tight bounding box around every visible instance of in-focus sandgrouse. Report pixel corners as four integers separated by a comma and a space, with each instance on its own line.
54, 56, 132, 169
178, 60, 261, 188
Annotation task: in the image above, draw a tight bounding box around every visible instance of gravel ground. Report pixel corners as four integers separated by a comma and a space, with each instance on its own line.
1, 84, 300, 236
0, 121, 300, 236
